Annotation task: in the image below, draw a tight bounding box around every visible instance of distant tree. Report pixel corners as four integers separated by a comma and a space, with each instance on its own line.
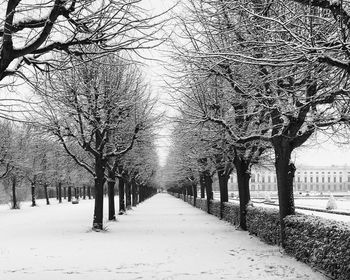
0, 121, 14, 179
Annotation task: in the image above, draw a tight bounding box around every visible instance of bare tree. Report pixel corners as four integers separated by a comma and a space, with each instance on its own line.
34, 54, 153, 230
0, 0, 165, 83
169, 0, 350, 245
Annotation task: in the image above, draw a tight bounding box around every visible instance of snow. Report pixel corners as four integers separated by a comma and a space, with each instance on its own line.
0, 194, 327, 279
245, 197, 350, 223
222, 192, 350, 224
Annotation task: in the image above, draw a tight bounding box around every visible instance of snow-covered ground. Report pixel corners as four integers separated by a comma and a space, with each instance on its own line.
0, 194, 327, 279
213, 191, 350, 224
249, 198, 350, 223
294, 198, 350, 212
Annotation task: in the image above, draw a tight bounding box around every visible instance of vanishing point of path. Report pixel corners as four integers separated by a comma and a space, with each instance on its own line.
0, 193, 328, 280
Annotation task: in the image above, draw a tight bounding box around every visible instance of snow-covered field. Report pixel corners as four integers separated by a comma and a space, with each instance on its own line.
213, 191, 350, 224
294, 198, 350, 212
0, 194, 328, 279
253, 197, 350, 223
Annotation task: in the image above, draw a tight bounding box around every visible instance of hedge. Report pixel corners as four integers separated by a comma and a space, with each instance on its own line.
284, 215, 350, 280
246, 205, 281, 245
170, 192, 350, 280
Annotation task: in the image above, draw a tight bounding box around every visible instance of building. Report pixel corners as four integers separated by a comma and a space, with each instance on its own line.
227, 165, 350, 194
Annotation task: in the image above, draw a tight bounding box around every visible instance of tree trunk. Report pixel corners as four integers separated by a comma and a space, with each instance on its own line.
204, 171, 213, 214
131, 179, 138, 207
199, 173, 205, 198
118, 177, 126, 214
92, 155, 106, 230
125, 180, 132, 210
274, 139, 296, 247
107, 169, 116, 221
31, 183, 36, 207
88, 186, 92, 199
192, 183, 197, 207
83, 186, 86, 199
55, 186, 58, 200
217, 169, 229, 219
67, 186, 72, 202
44, 184, 50, 205
11, 177, 18, 209
58, 182, 62, 203
234, 157, 251, 230
63, 187, 67, 199
139, 184, 144, 202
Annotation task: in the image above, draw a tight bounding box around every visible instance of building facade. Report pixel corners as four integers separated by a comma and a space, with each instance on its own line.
227, 165, 350, 193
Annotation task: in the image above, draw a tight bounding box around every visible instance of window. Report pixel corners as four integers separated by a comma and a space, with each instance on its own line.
268, 176, 271, 183
316, 177, 319, 183
322, 177, 325, 183
251, 174, 255, 183
310, 177, 313, 183
334, 177, 336, 183
297, 177, 300, 182
340, 177, 342, 183
304, 177, 307, 183
328, 177, 331, 183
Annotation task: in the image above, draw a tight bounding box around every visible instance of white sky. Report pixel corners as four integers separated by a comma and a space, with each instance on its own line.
139, 0, 178, 167
294, 135, 350, 167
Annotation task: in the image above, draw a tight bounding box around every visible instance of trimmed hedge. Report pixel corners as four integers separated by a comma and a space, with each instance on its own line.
222, 202, 240, 226
170, 192, 350, 279
285, 215, 350, 280
246, 206, 281, 245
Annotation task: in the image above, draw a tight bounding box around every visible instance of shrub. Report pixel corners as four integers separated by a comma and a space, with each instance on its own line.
284, 215, 350, 280
246, 206, 281, 245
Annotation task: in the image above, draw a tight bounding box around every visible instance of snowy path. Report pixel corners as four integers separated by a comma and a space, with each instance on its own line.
0, 194, 328, 280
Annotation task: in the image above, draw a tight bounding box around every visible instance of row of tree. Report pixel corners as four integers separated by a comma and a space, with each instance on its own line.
0, 52, 160, 229
0, 1, 165, 230
163, 0, 350, 247
0, 122, 91, 208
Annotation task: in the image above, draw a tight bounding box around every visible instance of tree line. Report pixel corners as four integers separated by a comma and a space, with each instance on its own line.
0, 52, 160, 230
0, 0, 164, 231
164, 0, 350, 247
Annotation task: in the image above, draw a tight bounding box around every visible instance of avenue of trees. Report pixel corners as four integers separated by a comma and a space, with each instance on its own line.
0, 0, 162, 231
34, 52, 160, 230
164, 0, 350, 247
0, 52, 160, 230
